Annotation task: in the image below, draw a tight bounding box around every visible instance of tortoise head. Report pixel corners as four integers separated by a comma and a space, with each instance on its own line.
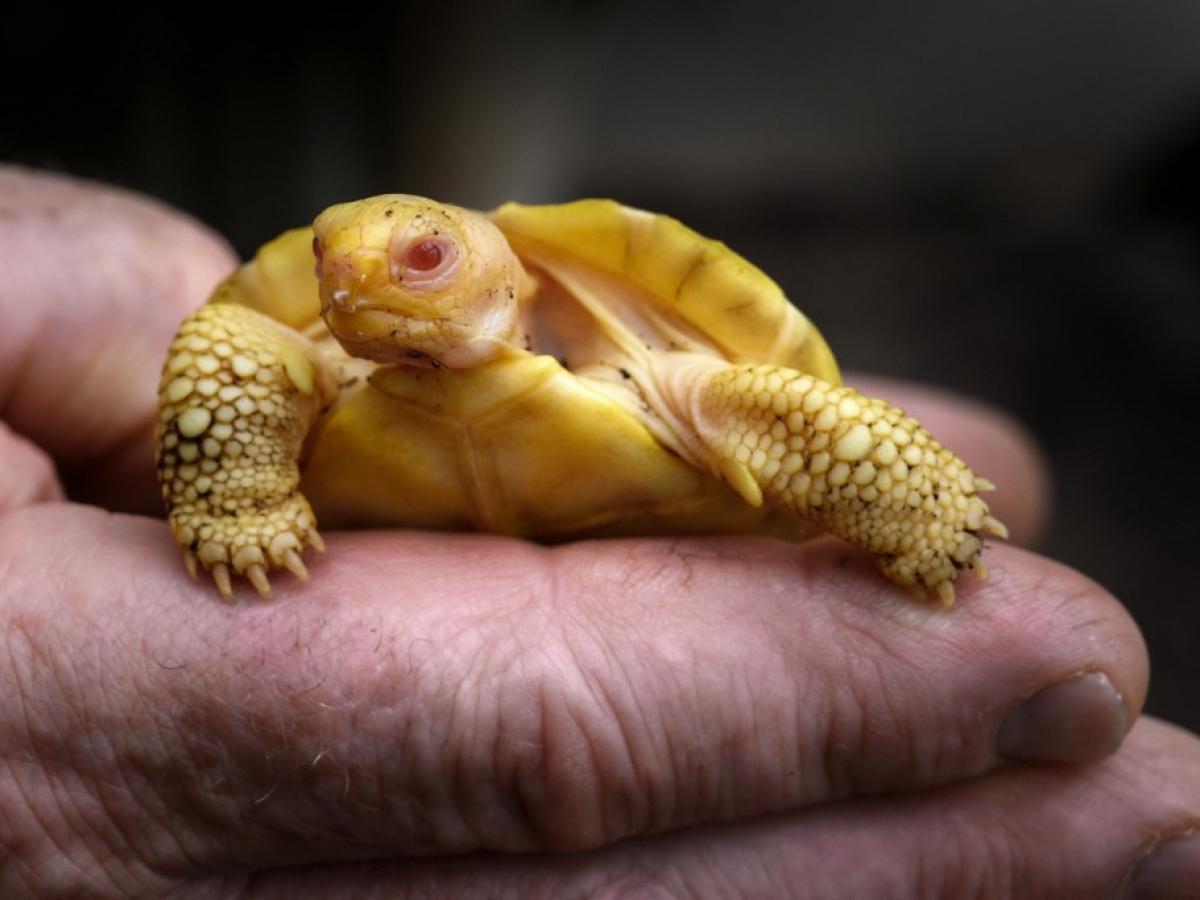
312, 194, 524, 367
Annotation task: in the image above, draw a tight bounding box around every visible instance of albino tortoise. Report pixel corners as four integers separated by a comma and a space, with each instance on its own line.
156, 195, 1006, 604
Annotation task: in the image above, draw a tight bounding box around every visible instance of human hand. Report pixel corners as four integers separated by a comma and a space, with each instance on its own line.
1, 166, 1196, 897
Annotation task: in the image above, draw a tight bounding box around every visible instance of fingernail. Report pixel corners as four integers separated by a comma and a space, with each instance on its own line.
1121, 832, 1200, 899
996, 672, 1127, 763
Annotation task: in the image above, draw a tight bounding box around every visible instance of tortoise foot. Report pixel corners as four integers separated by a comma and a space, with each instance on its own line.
170, 496, 324, 601
690, 363, 1008, 605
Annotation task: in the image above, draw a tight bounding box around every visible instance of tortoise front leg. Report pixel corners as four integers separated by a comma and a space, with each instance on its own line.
676, 362, 1008, 606
156, 302, 336, 599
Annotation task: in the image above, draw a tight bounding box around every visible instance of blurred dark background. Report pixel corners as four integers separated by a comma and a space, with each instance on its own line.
4, 2, 1198, 730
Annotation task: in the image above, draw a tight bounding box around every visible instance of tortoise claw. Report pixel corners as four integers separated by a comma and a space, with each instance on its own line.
935, 580, 956, 608
246, 563, 273, 598
183, 549, 199, 582
282, 549, 310, 581
211, 563, 234, 601
983, 515, 1009, 540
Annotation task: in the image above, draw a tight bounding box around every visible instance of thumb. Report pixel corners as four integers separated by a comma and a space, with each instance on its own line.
0, 166, 236, 512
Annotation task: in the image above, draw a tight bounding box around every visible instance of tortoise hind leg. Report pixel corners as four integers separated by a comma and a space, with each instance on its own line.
678, 362, 1007, 605
156, 302, 336, 600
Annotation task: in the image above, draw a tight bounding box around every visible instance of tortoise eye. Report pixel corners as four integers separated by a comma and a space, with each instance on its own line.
393, 234, 459, 287
406, 239, 443, 272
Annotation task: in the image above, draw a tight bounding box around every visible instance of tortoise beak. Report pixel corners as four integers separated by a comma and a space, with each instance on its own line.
319, 248, 386, 313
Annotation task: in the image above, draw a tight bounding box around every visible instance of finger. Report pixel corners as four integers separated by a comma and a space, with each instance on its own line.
232, 717, 1200, 898
0, 505, 1146, 879
0, 420, 63, 511
847, 372, 1051, 547
0, 166, 235, 512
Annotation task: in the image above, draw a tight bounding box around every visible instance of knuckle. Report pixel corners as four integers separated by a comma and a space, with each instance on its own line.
430, 555, 703, 852
485, 627, 649, 852
814, 616, 933, 797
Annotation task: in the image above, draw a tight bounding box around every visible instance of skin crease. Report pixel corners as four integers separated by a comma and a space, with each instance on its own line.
0, 166, 1197, 896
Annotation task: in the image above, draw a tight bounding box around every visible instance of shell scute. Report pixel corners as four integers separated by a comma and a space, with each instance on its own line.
491, 199, 840, 380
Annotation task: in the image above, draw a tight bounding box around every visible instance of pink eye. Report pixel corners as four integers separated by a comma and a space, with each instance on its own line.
392, 234, 459, 288
406, 239, 444, 272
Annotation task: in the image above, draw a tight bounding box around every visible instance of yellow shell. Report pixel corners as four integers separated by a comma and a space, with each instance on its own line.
211, 200, 841, 541
492, 199, 839, 377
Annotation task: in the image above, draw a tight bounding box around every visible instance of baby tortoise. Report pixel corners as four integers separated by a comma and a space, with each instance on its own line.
156, 196, 1006, 604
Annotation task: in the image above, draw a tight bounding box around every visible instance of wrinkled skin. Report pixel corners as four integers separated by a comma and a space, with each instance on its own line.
1, 165, 1197, 897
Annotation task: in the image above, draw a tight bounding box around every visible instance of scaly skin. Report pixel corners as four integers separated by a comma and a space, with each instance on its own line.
156, 302, 334, 599
690, 364, 1007, 606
